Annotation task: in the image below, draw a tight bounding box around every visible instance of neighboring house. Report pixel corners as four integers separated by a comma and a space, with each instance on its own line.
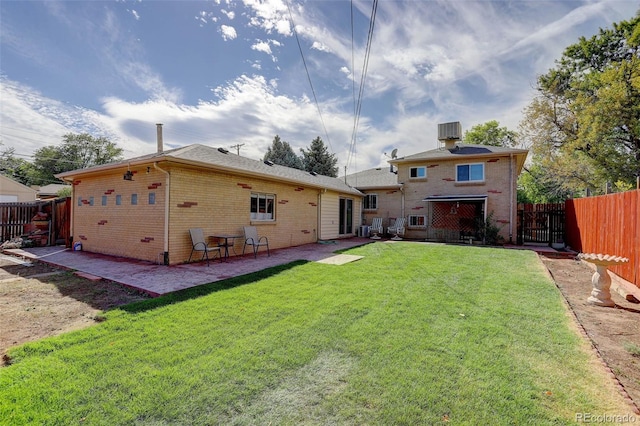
0, 175, 37, 202
344, 166, 402, 235
36, 184, 71, 199
346, 123, 528, 244
56, 141, 362, 265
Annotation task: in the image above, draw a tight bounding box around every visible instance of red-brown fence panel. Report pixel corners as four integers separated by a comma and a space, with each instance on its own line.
566, 190, 639, 287
0, 198, 71, 247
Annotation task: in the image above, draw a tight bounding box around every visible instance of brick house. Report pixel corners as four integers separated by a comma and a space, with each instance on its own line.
346, 124, 528, 243
56, 142, 362, 265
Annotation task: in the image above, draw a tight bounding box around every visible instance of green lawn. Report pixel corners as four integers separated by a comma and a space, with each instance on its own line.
0, 243, 630, 424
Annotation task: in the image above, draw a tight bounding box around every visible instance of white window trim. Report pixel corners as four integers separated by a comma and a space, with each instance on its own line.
408, 215, 426, 228
250, 193, 276, 221
363, 193, 378, 210
456, 162, 485, 183
409, 166, 427, 179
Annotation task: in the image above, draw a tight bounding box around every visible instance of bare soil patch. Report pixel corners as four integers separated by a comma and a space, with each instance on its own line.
540, 254, 640, 410
0, 255, 148, 365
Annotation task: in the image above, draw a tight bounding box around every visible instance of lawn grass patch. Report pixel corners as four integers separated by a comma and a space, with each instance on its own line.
0, 243, 631, 424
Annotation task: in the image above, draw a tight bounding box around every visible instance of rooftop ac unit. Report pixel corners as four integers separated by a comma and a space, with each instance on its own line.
438, 122, 462, 141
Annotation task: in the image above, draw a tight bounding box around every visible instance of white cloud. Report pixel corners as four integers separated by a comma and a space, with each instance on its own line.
221, 9, 235, 20
251, 40, 272, 55
195, 11, 217, 26
311, 41, 330, 53
220, 25, 237, 41
129, 9, 140, 21
243, 0, 291, 36
0, 78, 119, 156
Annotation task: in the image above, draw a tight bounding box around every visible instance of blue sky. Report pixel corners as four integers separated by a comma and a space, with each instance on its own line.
1, 0, 637, 177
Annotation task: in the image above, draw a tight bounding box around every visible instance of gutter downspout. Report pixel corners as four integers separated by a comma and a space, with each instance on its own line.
154, 162, 170, 265
400, 183, 405, 220
509, 153, 514, 244
68, 178, 75, 248
316, 189, 323, 242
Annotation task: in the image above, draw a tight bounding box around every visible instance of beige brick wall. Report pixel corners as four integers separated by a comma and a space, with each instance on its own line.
70, 162, 359, 264
361, 189, 403, 231
168, 164, 321, 263
398, 155, 517, 241
71, 167, 166, 263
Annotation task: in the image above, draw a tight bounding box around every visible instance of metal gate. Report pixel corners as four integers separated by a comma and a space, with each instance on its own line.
517, 203, 565, 246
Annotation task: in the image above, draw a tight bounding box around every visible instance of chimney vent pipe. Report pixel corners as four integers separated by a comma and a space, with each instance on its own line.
156, 123, 163, 153
444, 139, 456, 150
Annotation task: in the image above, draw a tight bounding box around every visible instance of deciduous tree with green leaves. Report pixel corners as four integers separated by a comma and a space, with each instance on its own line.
300, 136, 338, 177
463, 120, 518, 147
263, 135, 303, 170
30, 133, 123, 185
0, 143, 35, 185
520, 13, 640, 196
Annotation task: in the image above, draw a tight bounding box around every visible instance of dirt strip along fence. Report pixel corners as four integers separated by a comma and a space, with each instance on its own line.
565, 190, 639, 287
0, 198, 71, 247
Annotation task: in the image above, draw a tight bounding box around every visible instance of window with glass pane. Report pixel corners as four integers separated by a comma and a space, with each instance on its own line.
363, 194, 378, 210
251, 193, 275, 220
409, 215, 426, 227
410, 166, 426, 178
456, 163, 484, 182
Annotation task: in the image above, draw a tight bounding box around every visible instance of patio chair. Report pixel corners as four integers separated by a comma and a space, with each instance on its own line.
387, 217, 406, 240
242, 226, 270, 258
370, 217, 383, 239
188, 228, 221, 266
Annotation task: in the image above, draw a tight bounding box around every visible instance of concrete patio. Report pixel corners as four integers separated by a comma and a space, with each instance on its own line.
3, 238, 372, 297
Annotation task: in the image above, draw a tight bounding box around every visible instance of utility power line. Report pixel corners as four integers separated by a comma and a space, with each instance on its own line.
285, 0, 334, 155
346, 0, 379, 173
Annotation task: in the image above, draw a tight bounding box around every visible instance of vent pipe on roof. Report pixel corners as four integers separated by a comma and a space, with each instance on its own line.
443, 139, 457, 150
156, 123, 163, 153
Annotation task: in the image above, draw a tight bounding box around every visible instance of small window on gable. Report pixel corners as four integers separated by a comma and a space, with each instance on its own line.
77, 197, 83, 206
363, 194, 378, 210
456, 163, 484, 182
102, 196, 107, 206
149, 192, 155, 205
131, 194, 138, 205
410, 166, 427, 179
116, 195, 122, 206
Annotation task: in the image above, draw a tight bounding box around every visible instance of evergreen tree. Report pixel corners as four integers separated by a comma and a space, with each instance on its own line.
300, 136, 338, 177
263, 135, 303, 169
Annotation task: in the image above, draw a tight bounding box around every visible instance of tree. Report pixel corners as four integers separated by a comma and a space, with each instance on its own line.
0, 143, 35, 186
263, 135, 303, 169
30, 133, 123, 185
520, 14, 640, 196
517, 163, 575, 203
463, 120, 518, 147
300, 136, 338, 177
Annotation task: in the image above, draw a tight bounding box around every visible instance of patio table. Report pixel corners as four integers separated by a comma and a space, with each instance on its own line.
211, 234, 242, 261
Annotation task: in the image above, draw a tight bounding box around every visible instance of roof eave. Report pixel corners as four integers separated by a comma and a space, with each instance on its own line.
55, 154, 362, 196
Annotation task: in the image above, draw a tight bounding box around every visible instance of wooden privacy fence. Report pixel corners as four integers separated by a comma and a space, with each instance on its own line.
565, 190, 639, 287
0, 198, 71, 247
